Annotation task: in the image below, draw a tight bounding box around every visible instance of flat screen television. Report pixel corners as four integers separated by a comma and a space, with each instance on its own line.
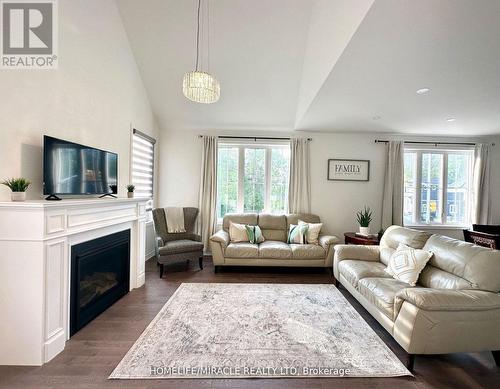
43, 135, 118, 199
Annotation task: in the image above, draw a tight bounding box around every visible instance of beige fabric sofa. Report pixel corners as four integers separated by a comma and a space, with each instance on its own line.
334, 225, 500, 370
210, 213, 339, 270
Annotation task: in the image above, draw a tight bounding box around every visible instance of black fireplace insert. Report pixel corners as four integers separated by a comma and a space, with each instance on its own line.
70, 229, 130, 336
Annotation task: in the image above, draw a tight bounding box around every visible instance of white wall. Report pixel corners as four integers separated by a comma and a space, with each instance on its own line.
158, 129, 500, 240
0, 0, 158, 201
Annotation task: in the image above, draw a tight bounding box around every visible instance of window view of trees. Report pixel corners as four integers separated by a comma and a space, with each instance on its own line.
244, 148, 265, 213
271, 148, 290, 213
403, 149, 472, 226
217, 147, 238, 218
217, 144, 290, 219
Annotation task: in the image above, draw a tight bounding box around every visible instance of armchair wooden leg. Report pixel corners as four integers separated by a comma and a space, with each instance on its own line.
199, 256, 203, 270
159, 264, 164, 278
492, 350, 500, 366
214, 265, 219, 273
407, 354, 415, 372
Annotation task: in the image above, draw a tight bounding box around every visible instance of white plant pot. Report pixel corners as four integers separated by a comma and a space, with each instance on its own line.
127, 192, 134, 198
359, 226, 370, 236
11, 192, 26, 202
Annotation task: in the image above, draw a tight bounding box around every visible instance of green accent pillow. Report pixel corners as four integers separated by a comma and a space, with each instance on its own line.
287, 223, 309, 244
245, 225, 265, 244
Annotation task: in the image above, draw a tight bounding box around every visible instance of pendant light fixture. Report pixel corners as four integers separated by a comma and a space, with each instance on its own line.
183, 0, 220, 104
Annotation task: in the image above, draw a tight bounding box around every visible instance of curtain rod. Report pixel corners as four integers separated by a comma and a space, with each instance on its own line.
198, 135, 312, 141
375, 140, 495, 146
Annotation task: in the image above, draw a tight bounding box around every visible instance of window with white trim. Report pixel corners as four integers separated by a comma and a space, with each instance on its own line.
217, 141, 290, 219
131, 129, 156, 207
403, 147, 474, 227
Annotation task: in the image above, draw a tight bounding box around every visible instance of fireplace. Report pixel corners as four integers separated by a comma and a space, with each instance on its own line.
70, 229, 130, 336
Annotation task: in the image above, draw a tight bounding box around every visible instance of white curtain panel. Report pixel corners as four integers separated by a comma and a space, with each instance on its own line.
198, 136, 218, 252
472, 143, 491, 224
288, 138, 311, 213
381, 141, 404, 229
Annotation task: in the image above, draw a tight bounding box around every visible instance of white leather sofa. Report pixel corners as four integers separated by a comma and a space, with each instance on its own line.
210, 213, 339, 271
334, 225, 500, 370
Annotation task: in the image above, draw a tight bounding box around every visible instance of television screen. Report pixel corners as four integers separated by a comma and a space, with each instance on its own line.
43, 136, 118, 195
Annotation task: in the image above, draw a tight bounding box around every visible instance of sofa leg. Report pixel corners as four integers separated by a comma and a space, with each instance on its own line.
492, 350, 500, 366
159, 264, 164, 278
199, 256, 203, 270
214, 265, 220, 273
407, 354, 415, 372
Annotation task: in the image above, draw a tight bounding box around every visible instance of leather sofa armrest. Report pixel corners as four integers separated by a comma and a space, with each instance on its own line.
210, 230, 230, 249
190, 233, 202, 242
319, 235, 340, 250
334, 244, 380, 262
395, 288, 500, 315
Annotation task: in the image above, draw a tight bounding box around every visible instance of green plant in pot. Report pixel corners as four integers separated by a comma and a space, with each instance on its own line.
356, 206, 373, 236
126, 184, 135, 198
2, 178, 31, 202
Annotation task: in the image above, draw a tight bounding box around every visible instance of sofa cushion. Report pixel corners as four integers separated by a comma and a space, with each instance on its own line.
423, 234, 500, 292
357, 277, 410, 320
223, 213, 258, 232
380, 225, 431, 250
258, 241, 292, 259
286, 213, 321, 228
418, 265, 473, 290
159, 239, 204, 255
379, 247, 395, 266
225, 243, 259, 258
290, 244, 326, 259
258, 214, 287, 242
338, 260, 391, 288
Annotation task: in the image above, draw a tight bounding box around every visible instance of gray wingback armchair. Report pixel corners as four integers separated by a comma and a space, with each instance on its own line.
152, 207, 204, 278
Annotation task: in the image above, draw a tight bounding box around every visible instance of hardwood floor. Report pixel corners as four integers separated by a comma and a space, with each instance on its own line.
1, 257, 498, 389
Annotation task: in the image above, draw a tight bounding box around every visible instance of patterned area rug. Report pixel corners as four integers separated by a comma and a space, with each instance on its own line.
110, 283, 411, 379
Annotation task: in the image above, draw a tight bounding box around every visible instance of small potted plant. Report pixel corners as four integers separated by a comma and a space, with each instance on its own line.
126, 184, 135, 198
2, 178, 31, 201
356, 206, 372, 236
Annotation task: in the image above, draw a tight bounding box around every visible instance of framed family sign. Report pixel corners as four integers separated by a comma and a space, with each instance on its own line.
327, 159, 370, 181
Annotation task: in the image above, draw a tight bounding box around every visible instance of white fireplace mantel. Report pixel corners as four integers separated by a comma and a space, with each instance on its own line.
0, 197, 148, 366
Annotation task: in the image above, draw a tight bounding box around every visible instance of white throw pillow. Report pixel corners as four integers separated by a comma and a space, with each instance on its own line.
229, 222, 250, 243
385, 243, 433, 286
298, 220, 323, 245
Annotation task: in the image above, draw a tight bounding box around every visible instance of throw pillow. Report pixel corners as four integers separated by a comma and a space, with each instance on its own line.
385, 243, 433, 286
229, 222, 250, 243
288, 223, 309, 244
245, 225, 265, 244
298, 220, 323, 245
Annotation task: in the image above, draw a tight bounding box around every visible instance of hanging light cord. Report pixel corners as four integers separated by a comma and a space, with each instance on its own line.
195, 0, 201, 71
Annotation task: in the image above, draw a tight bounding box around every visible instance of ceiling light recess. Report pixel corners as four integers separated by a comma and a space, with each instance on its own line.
416, 88, 430, 95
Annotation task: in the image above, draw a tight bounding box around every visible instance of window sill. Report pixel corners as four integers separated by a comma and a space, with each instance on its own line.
404, 224, 469, 230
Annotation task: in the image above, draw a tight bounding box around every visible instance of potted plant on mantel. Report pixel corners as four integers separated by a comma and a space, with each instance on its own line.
2, 178, 31, 202
356, 206, 373, 236
126, 184, 135, 198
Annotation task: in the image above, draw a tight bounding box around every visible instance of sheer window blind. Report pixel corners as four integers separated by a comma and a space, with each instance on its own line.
131, 129, 156, 205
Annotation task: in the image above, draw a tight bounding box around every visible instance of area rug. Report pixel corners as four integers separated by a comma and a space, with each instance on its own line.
110, 283, 411, 379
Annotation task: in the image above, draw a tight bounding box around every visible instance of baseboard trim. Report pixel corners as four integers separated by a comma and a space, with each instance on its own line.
44, 329, 65, 363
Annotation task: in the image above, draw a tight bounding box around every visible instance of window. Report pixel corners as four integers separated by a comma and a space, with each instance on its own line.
131, 129, 156, 208
403, 147, 473, 227
217, 142, 290, 219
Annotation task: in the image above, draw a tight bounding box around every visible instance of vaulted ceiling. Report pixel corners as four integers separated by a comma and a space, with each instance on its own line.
117, 0, 500, 135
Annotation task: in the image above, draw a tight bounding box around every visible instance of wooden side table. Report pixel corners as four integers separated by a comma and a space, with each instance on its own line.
344, 232, 379, 245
